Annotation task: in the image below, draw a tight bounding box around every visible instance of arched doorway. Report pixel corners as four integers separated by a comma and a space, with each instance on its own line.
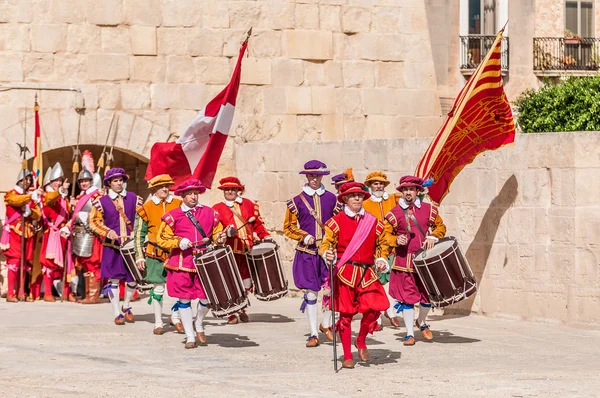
28, 145, 152, 199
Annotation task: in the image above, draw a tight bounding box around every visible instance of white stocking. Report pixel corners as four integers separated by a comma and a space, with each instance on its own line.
108, 279, 121, 318
171, 307, 181, 324
403, 308, 415, 337
306, 290, 319, 337
322, 309, 332, 328
194, 299, 209, 333
152, 284, 165, 328
123, 282, 136, 309
70, 275, 79, 294
53, 279, 63, 297
417, 306, 431, 327
178, 299, 195, 343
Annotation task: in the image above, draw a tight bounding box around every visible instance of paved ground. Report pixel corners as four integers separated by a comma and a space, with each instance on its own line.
0, 295, 599, 397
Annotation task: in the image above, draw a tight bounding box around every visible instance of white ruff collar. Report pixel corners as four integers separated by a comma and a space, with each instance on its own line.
108, 189, 127, 199
369, 191, 389, 203
224, 196, 243, 207
152, 194, 174, 205
181, 203, 202, 212
344, 206, 365, 218
302, 184, 325, 196
14, 185, 25, 194
400, 196, 421, 210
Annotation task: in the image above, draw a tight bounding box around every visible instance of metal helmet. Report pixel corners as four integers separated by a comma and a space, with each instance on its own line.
92, 173, 103, 190
42, 167, 53, 186
48, 162, 65, 182
16, 168, 32, 184
78, 167, 93, 181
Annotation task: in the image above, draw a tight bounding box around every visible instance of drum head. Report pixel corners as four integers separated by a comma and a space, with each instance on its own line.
414, 237, 456, 261
250, 242, 277, 256
198, 246, 229, 260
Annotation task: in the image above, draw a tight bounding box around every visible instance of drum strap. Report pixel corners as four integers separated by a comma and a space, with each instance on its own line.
114, 200, 133, 234
185, 211, 209, 242
403, 209, 427, 239
298, 194, 326, 232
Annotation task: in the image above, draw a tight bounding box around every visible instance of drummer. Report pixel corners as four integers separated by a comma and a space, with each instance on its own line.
89, 168, 143, 325
383, 176, 446, 346
212, 176, 273, 325
319, 182, 391, 369
156, 178, 226, 349
133, 174, 183, 335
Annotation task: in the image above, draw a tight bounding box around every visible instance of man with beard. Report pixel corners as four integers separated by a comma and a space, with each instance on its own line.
283, 160, 338, 347
320, 182, 390, 369
362, 171, 401, 330
1, 169, 42, 302
134, 174, 183, 335
384, 176, 446, 345
90, 168, 143, 325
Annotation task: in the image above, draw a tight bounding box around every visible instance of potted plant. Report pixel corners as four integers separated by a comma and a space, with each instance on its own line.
564, 29, 582, 45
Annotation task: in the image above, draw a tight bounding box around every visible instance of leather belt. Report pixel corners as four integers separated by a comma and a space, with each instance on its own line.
348, 261, 372, 268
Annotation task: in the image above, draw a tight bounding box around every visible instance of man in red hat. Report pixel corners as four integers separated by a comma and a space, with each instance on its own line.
320, 182, 391, 369
157, 178, 226, 349
384, 176, 446, 346
212, 176, 272, 324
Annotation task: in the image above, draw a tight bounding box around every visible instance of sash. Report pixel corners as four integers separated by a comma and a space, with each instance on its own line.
0, 211, 24, 250
335, 212, 377, 270
298, 193, 326, 232
69, 190, 97, 233
45, 197, 68, 268
65, 191, 97, 281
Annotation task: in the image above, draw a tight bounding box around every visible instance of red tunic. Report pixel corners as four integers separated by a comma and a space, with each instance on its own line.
40, 190, 70, 273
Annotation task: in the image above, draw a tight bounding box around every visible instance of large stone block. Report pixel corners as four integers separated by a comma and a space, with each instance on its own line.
263, 87, 287, 115
240, 57, 272, 86
157, 28, 188, 55
527, 133, 575, 169
0, 24, 31, 52
130, 26, 157, 56
248, 30, 281, 58
100, 27, 130, 53
130, 56, 165, 82
297, 115, 323, 142
365, 115, 416, 139
66, 24, 100, 54
166, 55, 194, 83
283, 30, 333, 61
320, 5, 342, 32
0, 53, 23, 82
342, 60, 375, 88
201, 1, 230, 28
97, 83, 121, 109
295, 4, 320, 29
575, 168, 600, 206
178, 84, 208, 110
227, 2, 261, 29
260, 2, 294, 30
23, 53, 54, 82
31, 24, 67, 53
285, 87, 312, 115
51, 0, 85, 23
344, 115, 366, 140
195, 57, 232, 85
303, 61, 326, 86
361, 88, 405, 115
324, 61, 344, 87
335, 88, 363, 114
121, 84, 150, 110
266, 115, 298, 143
122, 0, 161, 26
403, 61, 437, 90
322, 114, 344, 141
374, 61, 404, 88
187, 28, 224, 57
342, 6, 372, 33
359, 33, 404, 61
507, 208, 535, 244
88, 54, 129, 81
161, 0, 195, 27
520, 169, 551, 207
168, 109, 196, 135
271, 59, 304, 87
86, 0, 121, 25
236, 85, 264, 115
371, 6, 401, 33
311, 87, 335, 114
573, 132, 600, 168
415, 116, 443, 137
332, 31, 361, 60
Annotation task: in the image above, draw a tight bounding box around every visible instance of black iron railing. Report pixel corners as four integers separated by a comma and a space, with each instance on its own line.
534, 37, 600, 71
460, 35, 509, 71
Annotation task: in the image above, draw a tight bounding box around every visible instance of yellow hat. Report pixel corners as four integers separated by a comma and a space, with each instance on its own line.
364, 171, 390, 187
147, 174, 174, 189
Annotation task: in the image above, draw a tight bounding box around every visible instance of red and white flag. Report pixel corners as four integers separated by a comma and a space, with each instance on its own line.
145, 40, 248, 187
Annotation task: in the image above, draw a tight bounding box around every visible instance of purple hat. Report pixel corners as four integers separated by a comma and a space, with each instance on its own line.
103, 168, 129, 186
299, 160, 330, 175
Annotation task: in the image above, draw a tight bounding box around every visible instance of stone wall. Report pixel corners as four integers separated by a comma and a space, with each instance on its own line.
235, 132, 600, 327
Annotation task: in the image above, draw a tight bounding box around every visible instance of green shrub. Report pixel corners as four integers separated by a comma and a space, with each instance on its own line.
514, 75, 600, 133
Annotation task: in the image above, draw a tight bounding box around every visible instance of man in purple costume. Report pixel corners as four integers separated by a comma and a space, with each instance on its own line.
283, 160, 339, 347
90, 168, 143, 325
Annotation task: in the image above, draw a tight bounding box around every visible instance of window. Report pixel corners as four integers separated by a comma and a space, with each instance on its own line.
469, 0, 497, 35
566, 0, 594, 37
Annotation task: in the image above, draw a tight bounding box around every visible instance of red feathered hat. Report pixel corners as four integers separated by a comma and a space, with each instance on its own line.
217, 176, 245, 192
396, 175, 425, 192
174, 178, 206, 196
337, 182, 371, 202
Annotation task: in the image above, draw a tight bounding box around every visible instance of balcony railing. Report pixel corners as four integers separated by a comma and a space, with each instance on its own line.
460, 35, 509, 72
534, 37, 600, 72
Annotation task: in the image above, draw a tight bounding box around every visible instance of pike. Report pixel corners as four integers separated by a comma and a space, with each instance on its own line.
17, 106, 30, 302
328, 243, 339, 372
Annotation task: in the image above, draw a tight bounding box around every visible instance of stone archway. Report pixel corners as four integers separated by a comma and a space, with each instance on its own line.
29, 145, 152, 199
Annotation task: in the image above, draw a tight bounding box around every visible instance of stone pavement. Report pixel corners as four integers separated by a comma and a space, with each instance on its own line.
0, 295, 599, 398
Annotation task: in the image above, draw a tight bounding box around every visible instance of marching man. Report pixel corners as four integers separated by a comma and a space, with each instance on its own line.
61, 151, 104, 304
89, 168, 143, 325
212, 176, 272, 325
319, 182, 391, 369
331, 168, 354, 194
39, 162, 71, 302
157, 179, 226, 349
283, 160, 339, 347
1, 169, 42, 302
384, 176, 446, 345
362, 171, 402, 330
133, 174, 183, 335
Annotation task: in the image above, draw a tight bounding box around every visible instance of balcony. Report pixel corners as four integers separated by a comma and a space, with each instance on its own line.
534, 37, 600, 75
460, 35, 509, 75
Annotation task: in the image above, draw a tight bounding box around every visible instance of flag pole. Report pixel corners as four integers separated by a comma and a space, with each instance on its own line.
17, 104, 30, 302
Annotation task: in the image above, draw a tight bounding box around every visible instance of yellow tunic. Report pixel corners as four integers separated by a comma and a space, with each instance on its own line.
362, 193, 401, 222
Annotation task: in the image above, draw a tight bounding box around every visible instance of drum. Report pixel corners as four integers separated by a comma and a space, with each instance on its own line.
119, 238, 154, 292
245, 241, 288, 301
194, 245, 249, 318
72, 224, 94, 258
412, 237, 477, 308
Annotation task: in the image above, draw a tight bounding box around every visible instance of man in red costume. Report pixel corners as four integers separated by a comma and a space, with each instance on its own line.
39, 162, 71, 302
1, 169, 42, 302
319, 182, 390, 369
212, 176, 272, 324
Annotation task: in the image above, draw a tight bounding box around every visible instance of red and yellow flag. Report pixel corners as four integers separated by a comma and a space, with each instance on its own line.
31, 98, 43, 187
415, 29, 515, 205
